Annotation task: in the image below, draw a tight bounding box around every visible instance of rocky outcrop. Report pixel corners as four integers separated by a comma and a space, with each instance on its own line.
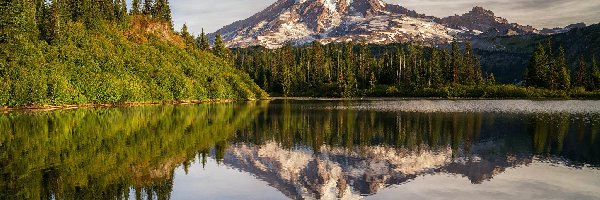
540, 22, 587, 35
436, 6, 537, 37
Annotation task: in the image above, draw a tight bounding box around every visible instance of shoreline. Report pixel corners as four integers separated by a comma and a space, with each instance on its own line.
3, 96, 599, 113
0, 99, 261, 113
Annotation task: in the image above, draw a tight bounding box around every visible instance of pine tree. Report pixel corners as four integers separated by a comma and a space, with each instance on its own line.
131, 0, 141, 15
47, 0, 64, 44
526, 43, 549, 88
143, 0, 153, 15
464, 41, 475, 84
152, 0, 172, 28
195, 28, 210, 51
281, 45, 294, 96
451, 39, 461, 84
487, 73, 496, 85
591, 56, 600, 90
575, 55, 588, 88
212, 32, 231, 61
556, 47, 571, 90
162, 0, 172, 28
114, 0, 127, 22
311, 41, 324, 86
180, 24, 194, 47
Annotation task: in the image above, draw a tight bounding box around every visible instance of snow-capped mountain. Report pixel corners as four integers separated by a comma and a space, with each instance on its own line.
221, 141, 532, 199
209, 0, 544, 49
210, 0, 457, 48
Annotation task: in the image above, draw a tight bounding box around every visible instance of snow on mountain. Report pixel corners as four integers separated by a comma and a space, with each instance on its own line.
210, 0, 456, 49
221, 141, 533, 199
209, 0, 542, 49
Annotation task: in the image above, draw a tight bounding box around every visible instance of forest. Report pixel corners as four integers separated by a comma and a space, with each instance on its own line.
2, 0, 600, 108
232, 38, 600, 98
0, 0, 266, 107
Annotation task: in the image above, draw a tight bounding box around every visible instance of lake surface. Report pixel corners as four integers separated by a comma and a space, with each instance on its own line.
1, 99, 600, 200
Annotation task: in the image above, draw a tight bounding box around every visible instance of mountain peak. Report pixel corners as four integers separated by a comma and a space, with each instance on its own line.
470, 6, 495, 16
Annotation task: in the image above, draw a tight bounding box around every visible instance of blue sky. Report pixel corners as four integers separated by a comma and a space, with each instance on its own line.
161, 0, 600, 35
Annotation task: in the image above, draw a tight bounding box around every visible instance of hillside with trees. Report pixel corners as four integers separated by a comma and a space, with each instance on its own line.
0, 0, 266, 107
231, 26, 600, 98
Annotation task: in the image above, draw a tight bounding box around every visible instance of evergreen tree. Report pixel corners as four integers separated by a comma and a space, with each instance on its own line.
310, 41, 324, 86
556, 47, 570, 90
463, 41, 475, 84
574, 55, 588, 88
430, 48, 443, 86
281, 45, 294, 96
143, 0, 153, 15
47, 0, 65, 44
180, 24, 194, 47
526, 43, 549, 88
114, 0, 127, 22
591, 56, 600, 90
131, 0, 141, 15
212, 32, 230, 61
195, 29, 210, 51
451, 39, 461, 84
487, 73, 496, 85
152, 0, 172, 28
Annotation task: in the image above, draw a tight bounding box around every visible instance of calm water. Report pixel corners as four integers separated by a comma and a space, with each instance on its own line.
1, 99, 600, 200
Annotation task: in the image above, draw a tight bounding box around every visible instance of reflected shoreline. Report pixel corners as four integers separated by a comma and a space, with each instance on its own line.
1, 99, 599, 199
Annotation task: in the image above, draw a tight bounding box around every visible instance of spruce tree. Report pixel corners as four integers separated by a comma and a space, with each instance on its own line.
143, 0, 153, 15
451, 39, 461, 84
180, 24, 194, 47
115, 0, 127, 22
556, 47, 571, 90
526, 43, 548, 88
150, 0, 172, 28
463, 41, 475, 84
131, 0, 141, 15
212, 32, 230, 61
195, 29, 211, 51
430, 48, 443, 86
591, 56, 600, 90
575, 55, 587, 88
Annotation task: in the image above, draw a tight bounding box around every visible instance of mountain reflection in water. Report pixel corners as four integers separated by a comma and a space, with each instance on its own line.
1, 99, 599, 199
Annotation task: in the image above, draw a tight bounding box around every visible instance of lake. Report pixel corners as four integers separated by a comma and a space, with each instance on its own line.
1, 99, 600, 200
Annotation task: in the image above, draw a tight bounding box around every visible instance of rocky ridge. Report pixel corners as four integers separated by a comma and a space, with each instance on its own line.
209, 0, 587, 49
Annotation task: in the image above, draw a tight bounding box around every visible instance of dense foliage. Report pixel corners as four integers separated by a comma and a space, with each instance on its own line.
233, 41, 493, 97
0, 0, 266, 107
0, 103, 266, 199
525, 38, 600, 91
477, 24, 600, 83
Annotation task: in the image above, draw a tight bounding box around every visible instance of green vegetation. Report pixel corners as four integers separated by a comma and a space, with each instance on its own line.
0, 102, 266, 199
476, 24, 600, 83
525, 38, 600, 94
232, 34, 600, 99
0, 0, 267, 108
2, 100, 599, 199
233, 41, 492, 98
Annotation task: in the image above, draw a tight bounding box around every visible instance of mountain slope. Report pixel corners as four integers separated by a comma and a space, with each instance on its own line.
211, 0, 549, 49
0, 16, 267, 107
210, 0, 458, 48
436, 6, 536, 37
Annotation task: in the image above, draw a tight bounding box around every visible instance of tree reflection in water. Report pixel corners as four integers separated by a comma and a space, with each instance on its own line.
1, 99, 599, 199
